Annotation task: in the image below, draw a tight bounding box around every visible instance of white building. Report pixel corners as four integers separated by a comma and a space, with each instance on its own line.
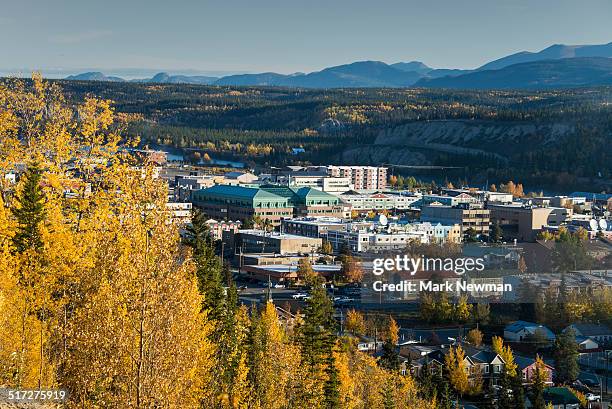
339, 192, 421, 212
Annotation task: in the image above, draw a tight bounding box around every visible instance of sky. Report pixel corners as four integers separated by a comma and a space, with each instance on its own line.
1, 0, 612, 77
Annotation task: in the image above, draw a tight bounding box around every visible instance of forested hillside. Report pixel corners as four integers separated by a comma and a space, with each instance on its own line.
49, 79, 612, 190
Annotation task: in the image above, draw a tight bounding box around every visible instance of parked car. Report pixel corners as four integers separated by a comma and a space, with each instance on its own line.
273, 283, 285, 288
292, 292, 308, 300
585, 393, 601, 402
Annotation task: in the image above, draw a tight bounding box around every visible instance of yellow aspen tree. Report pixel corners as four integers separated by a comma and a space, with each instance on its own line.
446, 346, 470, 396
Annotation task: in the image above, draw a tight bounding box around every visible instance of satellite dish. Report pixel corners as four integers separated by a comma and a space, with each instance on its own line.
589, 219, 599, 231
599, 219, 608, 230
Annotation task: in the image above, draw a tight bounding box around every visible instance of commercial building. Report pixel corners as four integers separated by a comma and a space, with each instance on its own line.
327, 166, 387, 190
192, 185, 293, 225
288, 175, 354, 194
441, 188, 514, 204
488, 204, 554, 242
281, 217, 348, 238
242, 263, 341, 283
204, 219, 242, 241
408, 222, 463, 244
259, 185, 350, 218
339, 192, 421, 212
421, 203, 490, 236
166, 202, 192, 224
174, 174, 216, 201
232, 230, 322, 255
325, 228, 427, 253
420, 193, 480, 208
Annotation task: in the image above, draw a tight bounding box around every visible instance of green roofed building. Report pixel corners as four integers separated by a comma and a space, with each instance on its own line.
192, 184, 350, 225
192, 185, 293, 225
541, 387, 581, 409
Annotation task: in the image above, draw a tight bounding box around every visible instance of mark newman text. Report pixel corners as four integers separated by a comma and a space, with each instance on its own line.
372, 280, 513, 293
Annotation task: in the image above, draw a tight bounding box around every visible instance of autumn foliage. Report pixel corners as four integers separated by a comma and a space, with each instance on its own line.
0, 76, 431, 408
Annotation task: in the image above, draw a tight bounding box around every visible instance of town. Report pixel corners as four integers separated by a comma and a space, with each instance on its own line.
134, 147, 612, 409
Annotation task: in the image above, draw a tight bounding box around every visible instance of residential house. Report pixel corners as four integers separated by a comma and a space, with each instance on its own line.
565, 323, 612, 346
504, 321, 556, 343
514, 355, 554, 385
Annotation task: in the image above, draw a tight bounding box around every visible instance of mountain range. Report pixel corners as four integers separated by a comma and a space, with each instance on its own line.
63, 42, 612, 89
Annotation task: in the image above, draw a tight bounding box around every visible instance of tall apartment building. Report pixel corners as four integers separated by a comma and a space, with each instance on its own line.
327, 166, 387, 190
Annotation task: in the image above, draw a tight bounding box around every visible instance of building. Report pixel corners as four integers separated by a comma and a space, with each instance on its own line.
327, 166, 387, 190
166, 202, 192, 224
260, 185, 349, 218
540, 387, 581, 409
515, 355, 554, 385
222, 171, 259, 185
325, 228, 427, 253
192, 185, 293, 225
242, 263, 341, 283
488, 203, 553, 242
204, 219, 242, 241
174, 174, 216, 201
409, 346, 507, 387
571, 191, 612, 211
281, 217, 348, 238
339, 191, 421, 213
421, 203, 490, 236
441, 187, 514, 204
232, 230, 322, 255
503, 321, 555, 343
421, 193, 480, 208
565, 323, 612, 345
409, 222, 462, 244
131, 149, 167, 165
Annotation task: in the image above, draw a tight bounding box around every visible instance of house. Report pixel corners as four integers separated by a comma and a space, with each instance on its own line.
504, 321, 555, 343
575, 336, 598, 350
408, 345, 507, 386
463, 347, 506, 386
514, 355, 554, 385
565, 323, 612, 346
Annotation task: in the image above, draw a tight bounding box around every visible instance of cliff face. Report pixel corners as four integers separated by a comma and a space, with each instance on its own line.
335, 120, 576, 169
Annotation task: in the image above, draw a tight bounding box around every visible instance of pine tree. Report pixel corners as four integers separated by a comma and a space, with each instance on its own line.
12, 163, 45, 253
553, 328, 579, 384
184, 208, 225, 320
511, 373, 526, 409
298, 282, 336, 367
323, 353, 341, 409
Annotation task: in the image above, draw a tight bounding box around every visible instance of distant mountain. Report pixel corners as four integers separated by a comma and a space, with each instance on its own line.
424, 68, 472, 79
62, 41, 612, 89
215, 61, 423, 88
65, 72, 125, 82
286, 61, 421, 88
391, 61, 431, 75
416, 57, 612, 89
214, 72, 291, 86
478, 42, 612, 71
136, 72, 218, 84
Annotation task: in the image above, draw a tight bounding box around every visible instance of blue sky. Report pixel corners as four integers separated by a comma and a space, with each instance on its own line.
2, 0, 612, 77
